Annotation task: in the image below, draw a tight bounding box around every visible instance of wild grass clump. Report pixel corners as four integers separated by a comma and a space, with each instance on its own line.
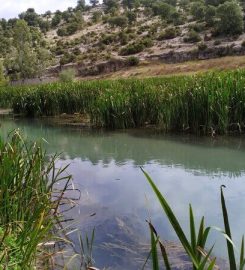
2, 69, 245, 134
0, 131, 71, 269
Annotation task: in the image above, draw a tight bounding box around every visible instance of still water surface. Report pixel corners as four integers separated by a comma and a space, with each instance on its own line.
1, 117, 245, 269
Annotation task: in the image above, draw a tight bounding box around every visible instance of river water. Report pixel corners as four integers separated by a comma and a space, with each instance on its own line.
1, 117, 245, 269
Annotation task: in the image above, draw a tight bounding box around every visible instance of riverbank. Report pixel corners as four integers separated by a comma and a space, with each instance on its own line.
1, 69, 245, 135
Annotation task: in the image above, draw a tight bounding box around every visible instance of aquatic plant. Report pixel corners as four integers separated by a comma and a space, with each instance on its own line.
2, 69, 245, 134
0, 130, 72, 269
142, 169, 245, 270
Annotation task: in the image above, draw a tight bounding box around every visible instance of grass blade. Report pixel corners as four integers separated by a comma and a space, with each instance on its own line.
220, 185, 237, 270
142, 168, 199, 268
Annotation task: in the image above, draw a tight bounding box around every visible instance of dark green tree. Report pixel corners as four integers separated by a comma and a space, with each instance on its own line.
217, 1, 244, 35
90, 0, 99, 7
190, 1, 206, 20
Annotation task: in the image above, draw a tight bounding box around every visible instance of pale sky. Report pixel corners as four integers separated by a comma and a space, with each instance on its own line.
0, 0, 79, 19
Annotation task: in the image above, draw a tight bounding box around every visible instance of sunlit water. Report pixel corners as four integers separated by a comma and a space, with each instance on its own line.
1, 117, 245, 269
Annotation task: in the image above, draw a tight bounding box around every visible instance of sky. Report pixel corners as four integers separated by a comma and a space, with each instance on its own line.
0, 0, 79, 19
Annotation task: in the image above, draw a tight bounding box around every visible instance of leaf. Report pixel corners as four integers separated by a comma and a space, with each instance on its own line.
240, 236, 245, 270
142, 168, 199, 268
149, 224, 159, 270
220, 185, 237, 270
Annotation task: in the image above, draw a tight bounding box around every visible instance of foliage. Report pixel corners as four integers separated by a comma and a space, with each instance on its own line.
90, 0, 99, 7
4, 20, 50, 80
60, 52, 76, 65
205, 5, 216, 26
184, 30, 202, 43
190, 1, 206, 20
59, 68, 76, 82
126, 56, 140, 66
143, 169, 245, 270
216, 1, 244, 35
158, 27, 179, 40
103, 0, 120, 13
108, 16, 128, 28
0, 131, 72, 269
3, 69, 245, 134
152, 2, 176, 20
92, 11, 103, 23
120, 38, 153, 55
0, 61, 7, 86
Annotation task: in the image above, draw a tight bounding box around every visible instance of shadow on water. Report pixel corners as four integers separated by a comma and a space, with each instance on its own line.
0, 117, 244, 269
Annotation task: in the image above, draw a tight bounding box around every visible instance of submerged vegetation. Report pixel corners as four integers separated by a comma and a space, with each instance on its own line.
0, 131, 71, 269
2, 69, 245, 134
143, 169, 245, 270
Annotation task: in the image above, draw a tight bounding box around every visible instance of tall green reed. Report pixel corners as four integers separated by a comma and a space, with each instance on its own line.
142, 169, 245, 270
0, 130, 72, 269
2, 69, 245, 134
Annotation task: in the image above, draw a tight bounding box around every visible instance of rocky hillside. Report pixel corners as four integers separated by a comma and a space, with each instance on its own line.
1, 0, 245, 80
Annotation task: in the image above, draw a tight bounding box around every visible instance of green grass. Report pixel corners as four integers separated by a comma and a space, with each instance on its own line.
2, 69, 245, 134
0, 131, 71, 269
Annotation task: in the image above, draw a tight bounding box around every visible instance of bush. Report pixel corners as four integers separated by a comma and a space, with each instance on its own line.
126, 56, 140, 66
184, 30, 201, 43
92, 11, 103, 23
190, 1, 205, 20
120, 42, 145, 55
213, 40, 221, 46
205, 5, 216, 26
59, 68, 76, 82
217, 1, 244, 35
108, 16, 128, 28
120, 38, 153, 55
60, 52, 76, 65
189, 22, 205, 33
152, 2, 175, 20
157, 27, 178, 40
197, 42, 207, 51
57, 22, 79, 36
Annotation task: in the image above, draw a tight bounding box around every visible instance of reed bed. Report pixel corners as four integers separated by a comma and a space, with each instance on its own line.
0, 131, 71, 269
2, 69, 245, 134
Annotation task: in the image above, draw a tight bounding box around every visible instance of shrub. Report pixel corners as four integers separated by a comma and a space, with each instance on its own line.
205, 5, 216, 26
100, 34, 117, 45
189, 22, 205, 33
108, 16, 128, 28
213, 40, 221, 46
184, 30, 201, 43
118, 31, 129, 45
217, 1, 244, 35
120, 38, 153, 55
60, 52, 76, 65
120, 42, 145, 55
152, 2, 175, 20
59, 68, 76, 82
197, 42, 207, 51
126, 56, 140, 66
157, 27, 178, 40
190, 1, 205, 20
92, 11, 103, 23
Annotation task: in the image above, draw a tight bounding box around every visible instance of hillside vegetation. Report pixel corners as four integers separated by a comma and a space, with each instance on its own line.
1, 0, 245, 81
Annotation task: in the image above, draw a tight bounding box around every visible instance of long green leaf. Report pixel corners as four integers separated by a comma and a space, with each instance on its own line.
142, 168, 199, 268
240, 236, 245, 270
221, 185, 237, 270
150, 225, 159, 270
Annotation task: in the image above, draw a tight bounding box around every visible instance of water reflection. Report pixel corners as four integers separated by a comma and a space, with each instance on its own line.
1, 117, 245, 269
1, 118, 245, 177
